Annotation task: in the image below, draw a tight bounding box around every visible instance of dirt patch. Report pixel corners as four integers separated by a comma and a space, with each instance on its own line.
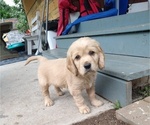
73, 109, 130, 125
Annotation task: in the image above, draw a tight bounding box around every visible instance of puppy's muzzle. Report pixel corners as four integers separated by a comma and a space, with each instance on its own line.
84, 63, 91, 70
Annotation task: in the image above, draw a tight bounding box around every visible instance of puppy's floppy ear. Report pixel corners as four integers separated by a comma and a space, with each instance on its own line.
66, 54, 78, 76
96, 45, 105, 70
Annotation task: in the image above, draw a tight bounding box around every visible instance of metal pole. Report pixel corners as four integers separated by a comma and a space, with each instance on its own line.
41, 0, 46, 27
45, 0, 49, 49
148, 0, 150, 9
116, 0, 119, 15
36, 0, 46, 55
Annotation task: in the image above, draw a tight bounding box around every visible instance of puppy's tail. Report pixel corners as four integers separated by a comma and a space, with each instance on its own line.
25, 56, 47, 66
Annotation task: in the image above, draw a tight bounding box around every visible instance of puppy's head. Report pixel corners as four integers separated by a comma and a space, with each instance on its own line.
67, 37, 105, 76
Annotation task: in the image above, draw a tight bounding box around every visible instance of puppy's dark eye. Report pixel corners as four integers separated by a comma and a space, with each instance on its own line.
75, 55, 80, 60
89, 51, 95, 56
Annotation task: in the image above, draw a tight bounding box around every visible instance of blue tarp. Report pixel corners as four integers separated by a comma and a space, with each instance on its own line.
62, 8, 118, 35
104, 0, 128, 14
7, 42, 25, 50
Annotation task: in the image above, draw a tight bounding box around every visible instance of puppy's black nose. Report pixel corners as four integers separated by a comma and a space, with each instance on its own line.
84, 63, 91, 69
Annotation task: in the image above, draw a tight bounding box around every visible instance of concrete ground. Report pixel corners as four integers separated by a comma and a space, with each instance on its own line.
0, 61, 113, 125
116, 96, 150, 125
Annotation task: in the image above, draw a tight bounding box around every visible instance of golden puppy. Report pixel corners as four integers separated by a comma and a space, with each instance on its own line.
25, 37, 105, 114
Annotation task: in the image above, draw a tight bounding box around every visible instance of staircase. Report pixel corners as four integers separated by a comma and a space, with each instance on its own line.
42, 10, 150, 107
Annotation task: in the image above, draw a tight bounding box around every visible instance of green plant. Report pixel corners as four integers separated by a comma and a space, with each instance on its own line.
138, 85, 150, 97
14, 0, 29, 32
15, 14, 29, 33
114, 100, 122, 110
0, 0, 29, 33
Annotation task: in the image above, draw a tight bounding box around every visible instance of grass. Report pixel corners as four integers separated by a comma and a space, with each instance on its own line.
113, 100, 122, 110
138, 85, 150, 97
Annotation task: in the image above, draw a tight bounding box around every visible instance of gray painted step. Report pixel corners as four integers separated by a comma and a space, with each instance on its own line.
56, 31, 150, 58
95, 72, 132, 107
99, 54, 150, 81
56, 10, 149, 39
56, 23, 149, 39
77, 10, 149, 33
56, 10, 150, 58
42, 48, 150, 106
42, 48, 67, 59
42, 49, 150, 81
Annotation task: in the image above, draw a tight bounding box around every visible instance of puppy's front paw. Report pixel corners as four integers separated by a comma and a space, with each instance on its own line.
45, 99, 54, 107
79, 105, 90, 114
91, 99, 103, 107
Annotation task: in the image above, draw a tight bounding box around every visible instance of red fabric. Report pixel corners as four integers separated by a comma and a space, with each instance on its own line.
57, 0, 100, 36
57, 0, 78, 36
79, 0, 100, 17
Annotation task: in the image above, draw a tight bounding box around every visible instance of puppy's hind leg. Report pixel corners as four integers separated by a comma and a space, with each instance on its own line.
55, 86, 64, 96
